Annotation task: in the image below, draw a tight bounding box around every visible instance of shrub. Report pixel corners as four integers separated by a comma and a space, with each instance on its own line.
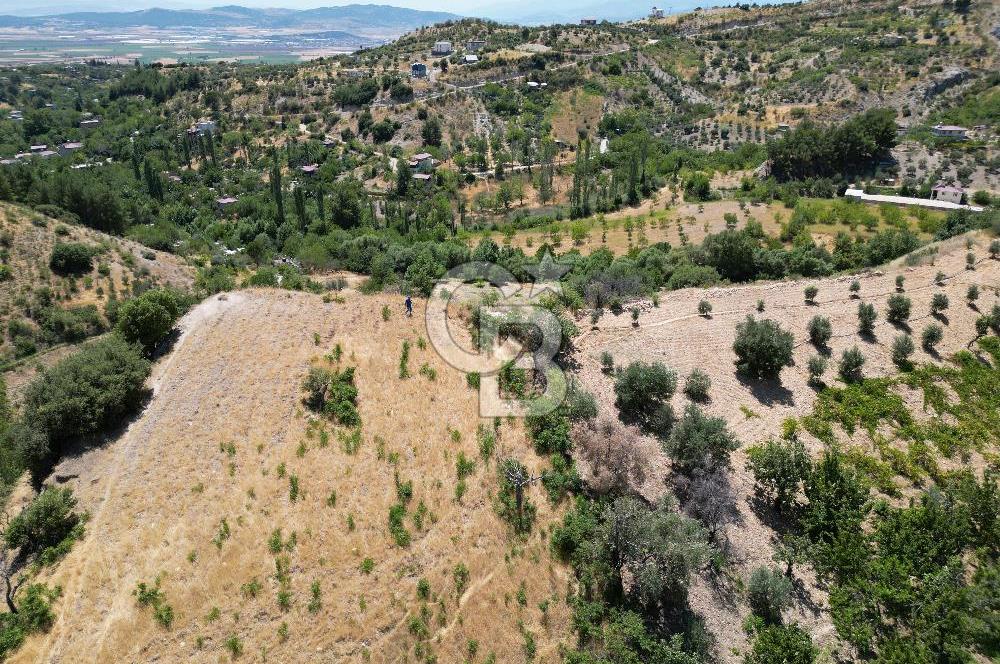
698, 299, 712, 316
886, 294, 911, 325
663, 404, 739, 474
683, 369, 711, 401
807, 355, 827, 384
646, 403, 676, 439
746, 438, 810, 510
930, 293, 949, 315
990, 239, 1000, 259
49, 243, 92, 275
967, 284, 979, 304
922, 323, 943, 350
748, 567, 793, 623
115, 289, 182, 352
14, 336, 150, 483
891, 334, 915, 369
895, 275, 905, 291
613, 361, 677, 426
857, 302, 877, 335
600, 351, 614, 373
807, 316, 831, 348
733, 316, 794, 380
301, 366, 360, 426
838, 346, 865, 383
804, 285, 818, 303
848, 280, 860, 297
746, 624, 817, 664
563, 384, 598, 421
4, 487, 80, 556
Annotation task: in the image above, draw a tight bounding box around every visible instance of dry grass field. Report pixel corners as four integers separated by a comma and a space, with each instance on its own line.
570, 232, 1000, 660
14, 289, 571, 664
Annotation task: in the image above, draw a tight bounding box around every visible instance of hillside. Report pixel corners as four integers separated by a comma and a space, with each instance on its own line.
0, 203, 194, 393
571, 233, 1000, 660
14, 289, 571, 663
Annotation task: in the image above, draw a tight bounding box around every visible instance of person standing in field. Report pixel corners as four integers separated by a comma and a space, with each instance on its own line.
405, 295, 413, 317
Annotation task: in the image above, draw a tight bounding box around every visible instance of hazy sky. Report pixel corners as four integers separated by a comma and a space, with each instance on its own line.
1, 0, 713, 18
0, 0, 765, 24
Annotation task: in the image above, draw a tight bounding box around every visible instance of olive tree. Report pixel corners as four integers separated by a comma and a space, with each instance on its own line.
733, 316, 794, 380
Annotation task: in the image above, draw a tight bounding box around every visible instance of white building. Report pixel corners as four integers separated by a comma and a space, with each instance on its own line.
650, 6, 664, 18
931, 124, 968, 139
931, 184, 965, 205
432, 41, 452, 56
844, 187, 982, 212
464, 54, 479, 64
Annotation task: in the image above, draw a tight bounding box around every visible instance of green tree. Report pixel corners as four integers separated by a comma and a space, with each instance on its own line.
745, 624, 817, 664
746, 438, 811, 511
49, 243, 92, 276
663, 404, 739, 474
115, 289, 181, 352
748, 567, 793, 623
838, 346, 865, 383
613, 361, 677, 427
733, 316, 794, 380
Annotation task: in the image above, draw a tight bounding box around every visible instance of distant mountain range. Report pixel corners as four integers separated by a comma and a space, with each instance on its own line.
0, 4, 461, 35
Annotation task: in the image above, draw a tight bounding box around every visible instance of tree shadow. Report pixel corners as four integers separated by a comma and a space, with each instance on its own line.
889, 320, 912, 334
859, 330, 878, 344
747, 493, 802, 534
736, 373, 795, 407
40, 387, 155, 490
933, 312, 950, 326
150, 327, 183, 361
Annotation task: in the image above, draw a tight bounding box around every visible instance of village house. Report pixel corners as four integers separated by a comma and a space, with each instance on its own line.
432, 40, 452, 55
29, 144, 47, 153
79, 117, 100, 132
300, 164, 319, 176
650, 6, 665, 18
58, 142, 83, 156
412, 172, 433, 186
463, 54, 479, 64
581, 18, 597, 25
931, 124, 968, 139
189, 119, 217, 136
466, 38, 486, 52
411, 62, 427, 78
408, 152, 435, 172
931, 184, 965, 205
216, 196, 239, 211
